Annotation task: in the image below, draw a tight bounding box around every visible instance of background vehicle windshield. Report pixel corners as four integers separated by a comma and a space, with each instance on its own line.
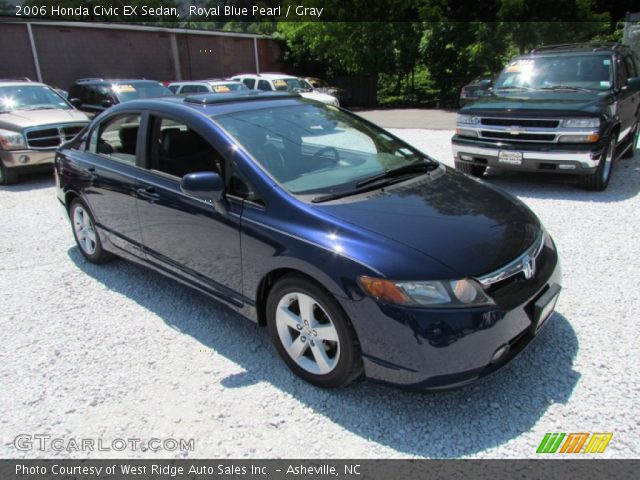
0, 85, 71, 112
215, 103, 429, 195
272, 78, 311, 92
211, 82, 249, 92
113, 83, 173, 102
495, 55, 613, 91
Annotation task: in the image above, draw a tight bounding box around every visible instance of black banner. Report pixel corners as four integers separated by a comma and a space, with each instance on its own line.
2, 459, 639, 480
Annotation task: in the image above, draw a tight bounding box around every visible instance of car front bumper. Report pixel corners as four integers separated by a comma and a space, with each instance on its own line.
451, 136, 606, 174
342, 245, 562, 390
0, 148, 57, 169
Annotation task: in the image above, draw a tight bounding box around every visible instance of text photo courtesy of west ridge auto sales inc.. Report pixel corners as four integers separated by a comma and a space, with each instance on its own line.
0, 1, 639, 478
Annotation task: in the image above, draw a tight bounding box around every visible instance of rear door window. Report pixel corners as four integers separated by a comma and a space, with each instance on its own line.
257, 80, 272, 91
89, 113, 142, 165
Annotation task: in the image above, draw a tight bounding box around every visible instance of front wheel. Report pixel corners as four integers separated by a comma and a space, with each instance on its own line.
0, 162, 18, 185
580, 137, 615, 191
70, 199, 114, 263
455, 161, 486, 178
266, 275, 363, 388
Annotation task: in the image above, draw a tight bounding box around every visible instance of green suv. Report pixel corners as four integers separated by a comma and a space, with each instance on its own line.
452, 43, 640, 190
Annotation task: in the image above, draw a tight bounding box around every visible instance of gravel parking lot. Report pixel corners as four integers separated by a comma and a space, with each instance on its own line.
1, 128, 638, 459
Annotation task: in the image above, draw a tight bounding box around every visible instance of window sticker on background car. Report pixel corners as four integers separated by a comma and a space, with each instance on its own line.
600, 81, 611, 88
273, 80, 288, 88
213, 85, 231, 93
113, 85, 136, 93
603, 59, 611, 66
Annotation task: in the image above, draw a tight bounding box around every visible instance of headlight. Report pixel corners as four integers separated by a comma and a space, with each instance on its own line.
457, 114, 480, 125
0, 129, 26, 150
560, 118, 600, 128
359, 276, 494, 307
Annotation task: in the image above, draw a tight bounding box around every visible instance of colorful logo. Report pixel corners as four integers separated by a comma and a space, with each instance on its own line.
537, 432, 613, 454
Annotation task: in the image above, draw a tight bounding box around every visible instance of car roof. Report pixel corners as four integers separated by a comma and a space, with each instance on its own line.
0, 81, 49, 88
525, 43, 628, 57
169, 80, 243, 86
108, 90, 305, 117
233, 73, 296, 80
75, 79, 163, 86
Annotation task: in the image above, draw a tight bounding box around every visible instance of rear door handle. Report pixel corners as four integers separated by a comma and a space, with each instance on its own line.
136, 186, 161, 201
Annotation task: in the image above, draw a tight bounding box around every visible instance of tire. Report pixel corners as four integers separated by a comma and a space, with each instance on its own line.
621, 121, 637, 159
266, 274, 363, 388
69, 199, 114, 263
580, 136, 615, 191
0, 162, 18, 186
455, 160, 486, 178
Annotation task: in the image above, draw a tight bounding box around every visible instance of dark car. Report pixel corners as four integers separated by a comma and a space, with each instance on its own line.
68, 78, 173, 116
55, 91, 561, 390
452, 43, 640, 191
458, 76, 494, 107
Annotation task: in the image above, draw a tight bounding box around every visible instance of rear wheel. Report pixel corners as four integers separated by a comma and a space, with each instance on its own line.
266, 275, 363, 388
70, 199, 114, 263
0, 162, 18, 185
580, 136, 615, 191
455, 161, 486, 178
621, 121, 637, 159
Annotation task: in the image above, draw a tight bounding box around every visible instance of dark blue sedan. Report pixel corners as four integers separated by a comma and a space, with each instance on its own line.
55, 91, 561, 389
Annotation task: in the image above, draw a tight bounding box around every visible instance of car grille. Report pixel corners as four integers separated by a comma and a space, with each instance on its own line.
473, 116, 569, 143
25, 124, 86, 149
477, 232, 545, 290
480, 118, 560, 128
481, 131, 556, 142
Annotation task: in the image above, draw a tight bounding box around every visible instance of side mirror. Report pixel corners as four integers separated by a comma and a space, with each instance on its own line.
478, 79, 493, 90
101, 99, 113, 108
625, 77, 640, 91
180, 171, 225, 207
69, 98, 82, 108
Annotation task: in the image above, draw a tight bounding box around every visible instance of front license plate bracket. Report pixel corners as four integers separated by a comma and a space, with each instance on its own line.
532, 284, 561, 333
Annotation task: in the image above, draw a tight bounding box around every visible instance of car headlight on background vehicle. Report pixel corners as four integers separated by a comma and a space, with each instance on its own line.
457, 114, 480, 125
0, 129, 26, 150
359, 276, 494, 307
560, 118, 600, 128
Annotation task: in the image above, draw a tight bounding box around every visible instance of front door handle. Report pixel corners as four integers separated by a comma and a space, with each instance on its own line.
136, 186, 161, 201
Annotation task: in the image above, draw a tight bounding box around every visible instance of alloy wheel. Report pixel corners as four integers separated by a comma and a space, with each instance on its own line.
73, 205, 97, 255
275, 292, 340, 375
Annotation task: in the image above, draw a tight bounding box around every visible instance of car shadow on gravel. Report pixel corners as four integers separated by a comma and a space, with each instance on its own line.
0, 174, 54, 192
69, 247, 580, 458
482, 155, 639, 203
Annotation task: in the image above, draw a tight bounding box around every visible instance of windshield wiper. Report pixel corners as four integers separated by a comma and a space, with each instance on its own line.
538, 85, 592, 92
355, 161, 437, 188
311, 161, 438, 203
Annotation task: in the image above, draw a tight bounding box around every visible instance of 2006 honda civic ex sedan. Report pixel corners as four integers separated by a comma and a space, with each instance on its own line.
55, 91, 561, 390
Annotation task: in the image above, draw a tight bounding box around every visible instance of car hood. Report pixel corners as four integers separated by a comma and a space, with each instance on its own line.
299, 91, 337, 104
314, 167, 541, 277
0, 109, 89, 131
461, 90, 611, 116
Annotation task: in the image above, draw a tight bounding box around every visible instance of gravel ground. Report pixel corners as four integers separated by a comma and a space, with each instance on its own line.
1, 128, 638, 459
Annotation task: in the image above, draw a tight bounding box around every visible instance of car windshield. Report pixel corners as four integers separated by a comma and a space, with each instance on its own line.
215, 103, 432, 196
112, 83, 173, 102
495, 55, 613, 91
0, 85, 71, 112
272, 78, 312, 93
210, 83, 249, 92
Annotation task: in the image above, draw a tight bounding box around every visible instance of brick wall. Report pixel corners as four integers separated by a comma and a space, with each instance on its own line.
0, 23, 282, 89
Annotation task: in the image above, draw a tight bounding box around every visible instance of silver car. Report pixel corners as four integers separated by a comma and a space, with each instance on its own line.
0, 80, 89, 185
